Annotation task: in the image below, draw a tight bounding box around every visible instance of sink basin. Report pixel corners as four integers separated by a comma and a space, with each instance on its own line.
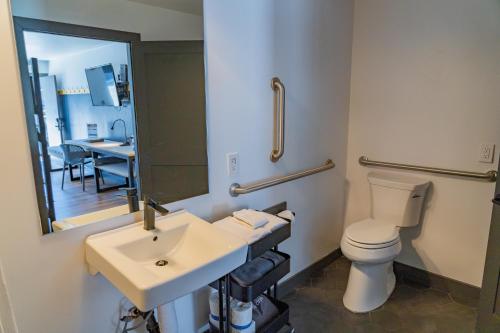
85, 210, 248, 311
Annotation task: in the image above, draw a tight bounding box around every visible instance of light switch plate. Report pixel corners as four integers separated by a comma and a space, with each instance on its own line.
226, 152, 239, 176
479, 143, 495, 163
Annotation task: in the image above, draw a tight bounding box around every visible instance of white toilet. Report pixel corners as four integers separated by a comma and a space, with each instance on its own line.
341, 172, 430, 313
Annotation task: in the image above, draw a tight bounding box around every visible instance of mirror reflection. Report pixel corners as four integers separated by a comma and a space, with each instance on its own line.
11, 0, 207, 234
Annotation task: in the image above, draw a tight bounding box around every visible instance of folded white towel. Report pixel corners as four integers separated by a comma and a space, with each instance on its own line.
213, 217, 271, 244
233, 209, 268, 229
260, 212, 289, 232
277, 210, 295, 222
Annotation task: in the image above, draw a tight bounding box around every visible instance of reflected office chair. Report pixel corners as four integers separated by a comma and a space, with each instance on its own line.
60, 144, 92, 191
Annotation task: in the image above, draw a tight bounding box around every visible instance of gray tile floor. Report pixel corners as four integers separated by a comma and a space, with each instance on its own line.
282, 257, 477, 333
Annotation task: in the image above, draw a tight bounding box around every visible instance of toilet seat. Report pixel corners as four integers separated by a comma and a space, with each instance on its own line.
346, 237, 400, 249
340, 218, 403, 312
341, 234, 401, 265
345, 219, 399, 249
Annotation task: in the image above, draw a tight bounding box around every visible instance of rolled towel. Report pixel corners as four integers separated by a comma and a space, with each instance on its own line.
213, 217, 271, 244
252, 295, 279, 330
230, 299, 253, 330
233, 209, 268, 229
230, 257, 275, 287
260, 212, 289, 232
260, 250, 285, 267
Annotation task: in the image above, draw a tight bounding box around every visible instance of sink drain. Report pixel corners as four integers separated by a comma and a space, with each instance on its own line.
155, 259, 168, 267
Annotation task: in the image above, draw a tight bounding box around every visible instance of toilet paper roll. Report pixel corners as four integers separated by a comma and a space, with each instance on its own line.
209, 291, 225, 318
230, 320, 255, 333
209, 293, 221, 331
209, 315, 223, 331
230, 299, 253, 326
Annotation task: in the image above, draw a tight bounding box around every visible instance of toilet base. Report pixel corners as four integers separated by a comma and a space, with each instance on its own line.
343, 260, 396, 313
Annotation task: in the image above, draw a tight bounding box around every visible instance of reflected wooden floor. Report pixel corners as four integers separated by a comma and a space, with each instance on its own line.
50, 168, 128, 220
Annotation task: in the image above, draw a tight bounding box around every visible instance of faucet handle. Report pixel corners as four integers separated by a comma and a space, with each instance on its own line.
145, 196, 170, 216
120, 187, 140, 213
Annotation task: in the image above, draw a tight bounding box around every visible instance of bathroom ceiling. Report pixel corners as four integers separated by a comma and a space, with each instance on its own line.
128, 0, 203, 16
23, 31, 120, 60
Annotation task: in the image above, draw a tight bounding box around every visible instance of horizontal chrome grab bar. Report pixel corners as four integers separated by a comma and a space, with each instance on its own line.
359, 156, 497, 182
230, 159, 335, 196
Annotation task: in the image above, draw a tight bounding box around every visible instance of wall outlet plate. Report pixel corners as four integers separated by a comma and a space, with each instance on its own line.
479, 143, 495, 163
226, 152, 239, 176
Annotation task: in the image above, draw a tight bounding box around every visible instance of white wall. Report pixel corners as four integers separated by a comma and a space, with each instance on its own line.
0, 1, 353, 332
49, 42, 128, 90
0, 261, 17, 333
11, 0, 203, 41
272, 0, 353, 255
345, 0, 500, 287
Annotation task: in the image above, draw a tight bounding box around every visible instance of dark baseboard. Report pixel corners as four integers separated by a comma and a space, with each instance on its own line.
277, 248, 342, 298
393, 261, 480, 308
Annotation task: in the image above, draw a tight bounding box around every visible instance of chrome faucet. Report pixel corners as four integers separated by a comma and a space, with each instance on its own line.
143, 195, 170, 230
111, 118, 129, 146
120, 187, 140, 213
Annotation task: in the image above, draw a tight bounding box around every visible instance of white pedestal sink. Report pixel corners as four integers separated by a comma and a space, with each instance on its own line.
85, 210, 248, 311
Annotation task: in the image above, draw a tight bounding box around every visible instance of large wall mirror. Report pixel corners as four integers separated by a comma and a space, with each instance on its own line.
10, 0, 208, 234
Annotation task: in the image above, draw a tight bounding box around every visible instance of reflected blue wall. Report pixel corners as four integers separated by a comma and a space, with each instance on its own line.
60, 93, 134, 142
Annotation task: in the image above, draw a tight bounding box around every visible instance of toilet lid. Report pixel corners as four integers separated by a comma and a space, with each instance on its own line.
345, 219, 399, 245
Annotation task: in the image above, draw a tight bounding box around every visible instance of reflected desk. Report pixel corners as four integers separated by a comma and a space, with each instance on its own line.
68, 139, 136, 193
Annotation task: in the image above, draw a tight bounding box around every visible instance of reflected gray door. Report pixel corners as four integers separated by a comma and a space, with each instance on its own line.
40, 75, 64, 169
131, 41, 208, 203
29, 58, 56, 230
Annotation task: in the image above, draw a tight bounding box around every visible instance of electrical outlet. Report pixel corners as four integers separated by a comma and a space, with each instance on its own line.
226, 152, 239, 176
479, 143, 495, 163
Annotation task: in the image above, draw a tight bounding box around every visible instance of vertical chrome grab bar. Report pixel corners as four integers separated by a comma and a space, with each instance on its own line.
270, 77, 285, 162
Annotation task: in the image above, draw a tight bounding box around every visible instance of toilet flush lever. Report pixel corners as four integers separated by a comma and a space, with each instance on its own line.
412, 194, 421, 198
492, 194, 500, 205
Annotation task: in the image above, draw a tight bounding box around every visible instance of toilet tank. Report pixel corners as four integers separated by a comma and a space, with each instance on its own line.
368, 172, 430, 227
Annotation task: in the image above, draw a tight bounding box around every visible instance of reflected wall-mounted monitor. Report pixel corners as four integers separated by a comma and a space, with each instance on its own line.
85, 63, 121, 106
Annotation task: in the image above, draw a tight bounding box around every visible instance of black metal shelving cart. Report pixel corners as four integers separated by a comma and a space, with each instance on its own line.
208, 202, 295, 333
